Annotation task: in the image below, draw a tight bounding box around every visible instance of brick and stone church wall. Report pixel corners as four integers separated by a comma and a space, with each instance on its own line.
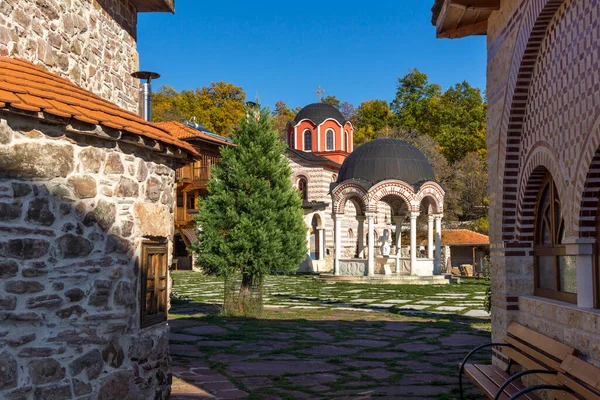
0, 113, 176, 398
0, 0, 140, 113
486, 0, 600, 368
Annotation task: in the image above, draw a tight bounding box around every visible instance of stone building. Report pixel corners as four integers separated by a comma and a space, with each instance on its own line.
432, 0, 600, 366
0, 1, 197, 398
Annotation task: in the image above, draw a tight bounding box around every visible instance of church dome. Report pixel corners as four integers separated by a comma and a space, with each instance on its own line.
294, 103, 346, 126
337, 138, 435, 186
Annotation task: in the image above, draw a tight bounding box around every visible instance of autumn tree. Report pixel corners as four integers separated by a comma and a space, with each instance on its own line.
340, 101, 356, 124
321, 95, 341, 109
152, 82, 246, 137
354, 100, 392, 146
191, 106, 307, 316
271, 100, 297, 141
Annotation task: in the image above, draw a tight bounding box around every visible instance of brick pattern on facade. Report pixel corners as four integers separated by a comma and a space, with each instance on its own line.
0, 0, 140, 113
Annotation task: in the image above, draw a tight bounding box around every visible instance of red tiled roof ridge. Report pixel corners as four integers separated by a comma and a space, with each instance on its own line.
154, 121, 233, 146
0, 56, 198, 158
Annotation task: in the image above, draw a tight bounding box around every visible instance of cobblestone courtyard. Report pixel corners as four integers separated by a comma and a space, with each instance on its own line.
169, 272, 491, 399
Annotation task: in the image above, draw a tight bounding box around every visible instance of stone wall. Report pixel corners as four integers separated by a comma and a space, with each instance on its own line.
485, 0, 600, 369
0, 0, 140, 112
0, 112, 176, 398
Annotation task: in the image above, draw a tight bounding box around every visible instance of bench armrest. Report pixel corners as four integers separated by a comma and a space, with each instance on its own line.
508, 384, 574, 400
459, 343, 515, 400
494, 370, 557, 400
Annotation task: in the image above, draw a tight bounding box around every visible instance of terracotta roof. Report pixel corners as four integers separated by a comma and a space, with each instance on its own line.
155, 121, 232, 146
0, 57, 198, 158
440, 229, 489, 246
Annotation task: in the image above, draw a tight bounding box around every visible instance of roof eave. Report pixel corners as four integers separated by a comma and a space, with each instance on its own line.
432, 0, 499, 39
130, 0, 175, 13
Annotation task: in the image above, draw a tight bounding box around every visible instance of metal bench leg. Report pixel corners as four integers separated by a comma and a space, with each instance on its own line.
493, 370, 557, 400
508, 384, 575, 400
458, 343, 515, 400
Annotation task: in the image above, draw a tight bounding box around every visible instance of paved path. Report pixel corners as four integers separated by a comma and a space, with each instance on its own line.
169, 303, 489, 399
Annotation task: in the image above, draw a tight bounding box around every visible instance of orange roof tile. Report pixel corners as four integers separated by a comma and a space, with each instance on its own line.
0, 57, 198, 158
155, 121, 233, 146
440, 229, 489, 246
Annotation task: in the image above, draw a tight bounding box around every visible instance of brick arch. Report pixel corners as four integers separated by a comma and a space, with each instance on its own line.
415, 182, 445, 214
573, 111, 600, 238
515, 144, 567, 245
367, 180, 417, 214
499, 0, 568, 243
331, 182, 368, 215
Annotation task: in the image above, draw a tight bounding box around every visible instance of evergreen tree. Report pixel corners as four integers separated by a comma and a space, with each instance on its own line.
191, 106, 307, 315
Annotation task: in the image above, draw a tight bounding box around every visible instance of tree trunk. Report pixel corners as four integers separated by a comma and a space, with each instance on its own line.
238, 273, 253, 310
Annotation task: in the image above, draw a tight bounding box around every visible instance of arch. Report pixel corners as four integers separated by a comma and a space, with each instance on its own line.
513, 144, 569, 244
498, 0, 568, 242
344, 131, 349, 152
303, 129, 312, 151
310, 214, 323, 260
326, 129, 334, 151
347, 228, 354, 240
297, 175, 308, 201
331, 182, 368, 215
414, 181, 445, 214
574, 111, 600, 238
367, 180, 417, 214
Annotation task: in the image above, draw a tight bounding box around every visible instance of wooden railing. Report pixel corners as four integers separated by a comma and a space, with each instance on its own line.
176, 162, 211, 182
175, 207, 196, 225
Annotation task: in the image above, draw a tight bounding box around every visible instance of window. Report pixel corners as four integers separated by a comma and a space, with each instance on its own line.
141, 241, 168, 327
345, 131, 349, 152
534, 174, 576, 303
326, 129, 334, 150
298, 177, 308, 201
304, 130, 312, 151
348, 229, 354, 240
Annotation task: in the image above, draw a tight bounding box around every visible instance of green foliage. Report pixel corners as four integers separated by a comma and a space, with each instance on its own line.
455, 152, 488, 221
271, 100, 297, 141
391, 68, 441, 133
152, 82, 246, 136
321, 95, 341, 109
191, 107, 307, 314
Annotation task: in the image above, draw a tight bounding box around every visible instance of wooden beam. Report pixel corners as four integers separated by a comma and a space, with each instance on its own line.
450, 0, 500, 10
437, 20, 488, 39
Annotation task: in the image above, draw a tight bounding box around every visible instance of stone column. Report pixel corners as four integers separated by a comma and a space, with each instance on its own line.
435, 214, 443, 275
566, 242, 595, 308
333, 213, 342, 275
410, 211, 419, 275
367, 212, 375, 276
427, 215, 434, 259
393, 216, 403, 273
357, 215, 365, 258
319, 228, 325, 261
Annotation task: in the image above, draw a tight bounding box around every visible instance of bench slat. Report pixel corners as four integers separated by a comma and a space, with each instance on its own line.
557, 373, 600, 400
501, 347, 560, 386
507, 323, 577, 361
464, 364, 508, 400
561, 355, 600, 390
476, 365, 539, 400
505, 336, 562, 370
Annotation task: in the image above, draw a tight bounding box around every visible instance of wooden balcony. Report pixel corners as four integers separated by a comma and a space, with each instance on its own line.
175, 207, 198, 226
177, 163, 212, 187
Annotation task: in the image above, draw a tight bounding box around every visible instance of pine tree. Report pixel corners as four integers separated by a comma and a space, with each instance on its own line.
191, 106, 307, 315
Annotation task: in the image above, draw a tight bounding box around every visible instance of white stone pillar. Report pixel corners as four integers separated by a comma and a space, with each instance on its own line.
356, 216, 365, 259
410, 211, 419, 275
306, 227, 311, 258
566, 243, 595, 308
333, 213, 342, 275
318, 229, 325, 261
427, 215, 434, 259
434, 214, 443, 275
367, 213, 375, 276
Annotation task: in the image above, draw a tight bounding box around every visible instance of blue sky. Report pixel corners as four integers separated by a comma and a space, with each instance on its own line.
137, 1, 487, 111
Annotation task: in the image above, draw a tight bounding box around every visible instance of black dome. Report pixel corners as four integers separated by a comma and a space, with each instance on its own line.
337, 138, 435, 186
294, 103, 346, 125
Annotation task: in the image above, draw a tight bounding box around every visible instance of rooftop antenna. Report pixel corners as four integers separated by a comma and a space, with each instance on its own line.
314, 85, 326, 102
131, 71, 160, 121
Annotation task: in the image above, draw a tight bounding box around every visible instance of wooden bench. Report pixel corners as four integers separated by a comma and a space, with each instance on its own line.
510, 354, 600, 400
459, 322, 578, 400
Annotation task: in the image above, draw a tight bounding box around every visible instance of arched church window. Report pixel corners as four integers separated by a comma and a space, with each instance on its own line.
326, 129, 334, 151
304, 130, 312, 151
347, 229, 354, 240
298, 177, 308, 201
534, 173, 576, 303
345, 131, 349, 152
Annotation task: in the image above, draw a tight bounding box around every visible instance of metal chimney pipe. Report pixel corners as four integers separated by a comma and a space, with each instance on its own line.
131, 71, 160, 121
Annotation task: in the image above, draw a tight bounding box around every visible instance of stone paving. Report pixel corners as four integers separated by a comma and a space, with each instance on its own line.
169, 273, 491, 399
